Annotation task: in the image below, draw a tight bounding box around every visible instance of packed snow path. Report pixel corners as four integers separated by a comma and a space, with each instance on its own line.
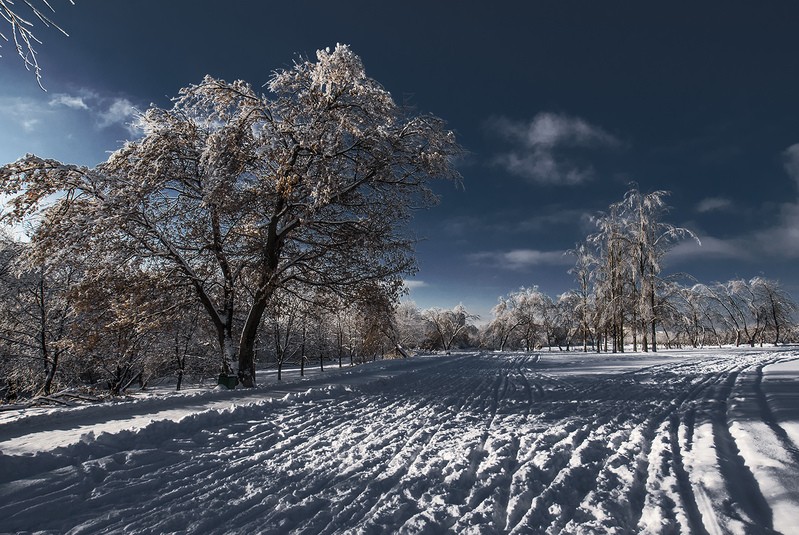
2, 349, 799, 534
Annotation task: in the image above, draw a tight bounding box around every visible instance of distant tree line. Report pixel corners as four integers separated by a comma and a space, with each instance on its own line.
482, 187, 798, 353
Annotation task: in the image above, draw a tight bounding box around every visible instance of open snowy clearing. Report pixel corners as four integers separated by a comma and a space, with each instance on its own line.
2, 348, 799, 534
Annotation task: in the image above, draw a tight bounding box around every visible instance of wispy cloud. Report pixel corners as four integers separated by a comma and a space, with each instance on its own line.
469, 248, 570, 271
98, 98, 139, 131
667, 235, 750, 263
669, 143, 799, 265
783, 143, 799, 190
402, 279, 429, 290
696, 196, 733, 213
442, 208, 591, 238
756, 201, 799, 258
49, 93, 90, 110
0, 96, 50, 134
487, 112, 621, 185
47, 90, 141, 134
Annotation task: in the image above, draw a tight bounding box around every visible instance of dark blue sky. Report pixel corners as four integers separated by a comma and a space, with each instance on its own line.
2, 1, 799, 319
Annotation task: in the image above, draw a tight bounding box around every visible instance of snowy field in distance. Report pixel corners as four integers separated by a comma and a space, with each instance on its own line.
1, 347, 799, 534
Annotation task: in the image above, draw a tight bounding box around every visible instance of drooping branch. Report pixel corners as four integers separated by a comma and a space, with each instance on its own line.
0, 0, 74, 89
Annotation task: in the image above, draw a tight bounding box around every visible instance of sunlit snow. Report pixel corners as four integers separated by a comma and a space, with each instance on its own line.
2, 347, 799, 533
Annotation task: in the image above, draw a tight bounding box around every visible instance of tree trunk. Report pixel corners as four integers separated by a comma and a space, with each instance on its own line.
41, 351, 58, 397
650, 285, 657, 352
300, 326, 306, 377
237, 291, 271, 387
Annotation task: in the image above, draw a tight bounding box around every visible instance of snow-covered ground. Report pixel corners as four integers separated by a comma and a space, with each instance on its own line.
2, 347, 799, 534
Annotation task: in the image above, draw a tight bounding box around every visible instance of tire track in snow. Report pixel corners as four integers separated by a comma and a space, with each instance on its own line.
751, 361, 799, 465
671, 354, 786, 535
548, 360, 715, 533
635, 356, 770, 535
521, 354, 763, 534
712, 369, 776, 532
645, 363, 738, 535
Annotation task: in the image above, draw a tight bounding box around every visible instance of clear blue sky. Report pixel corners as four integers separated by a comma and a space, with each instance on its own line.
2, 1, 799, 320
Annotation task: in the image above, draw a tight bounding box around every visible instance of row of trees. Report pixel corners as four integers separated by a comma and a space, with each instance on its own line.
0, 234, 480, 401
0, 235, 408, 399
482, 277, 797, 353
564, 187, 797, 352
2, 220, 796, 401
1, 42, 796, 400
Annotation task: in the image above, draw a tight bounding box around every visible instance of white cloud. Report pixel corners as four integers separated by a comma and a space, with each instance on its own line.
98, 98, 139, 133
403, 279, 428, 290
783, 143, 799, 190
671, 144, 799, 265
696, 196, 733, 213
0, 95, 48, 134
488, 112, 621, 185
49, 93, 90, 110
45, 91, 141, 133
755, 201, 799, 258
21, 118, 39, 132
469, 248, 570, 270
670, 204, 799, 264
516, 113, 619, 148
667, 235, 750, 263
442, 209, 589, 238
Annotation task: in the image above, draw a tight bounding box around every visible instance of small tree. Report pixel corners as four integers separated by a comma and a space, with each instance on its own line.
487, 294, 525, 351
751, 277, 796, 345
423, 304, 478, 352
391, 301, 426, 352
0, 238, 75, 398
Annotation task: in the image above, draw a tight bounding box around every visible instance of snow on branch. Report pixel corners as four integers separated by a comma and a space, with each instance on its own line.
0, 0, 74, 89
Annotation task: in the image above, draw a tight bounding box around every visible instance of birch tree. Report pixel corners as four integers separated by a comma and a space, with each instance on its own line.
588, 186, 697, 352
617, 186, 698, 352
589, 203, 629, 352
0, 44, 462, 387
567, 242, 596, 351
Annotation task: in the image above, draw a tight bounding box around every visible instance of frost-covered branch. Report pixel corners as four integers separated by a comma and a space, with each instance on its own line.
0, 0, 74, 89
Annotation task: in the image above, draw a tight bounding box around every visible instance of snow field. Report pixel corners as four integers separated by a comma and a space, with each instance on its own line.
1, 349, 799, 534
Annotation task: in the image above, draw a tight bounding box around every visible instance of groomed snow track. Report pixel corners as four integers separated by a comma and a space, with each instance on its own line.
1, 348, 799, 534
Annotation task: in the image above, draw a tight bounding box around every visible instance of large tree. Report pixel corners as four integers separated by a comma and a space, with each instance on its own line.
0, 44, 461, 387
616, 186, 697, 352
588, 185, 697, 352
